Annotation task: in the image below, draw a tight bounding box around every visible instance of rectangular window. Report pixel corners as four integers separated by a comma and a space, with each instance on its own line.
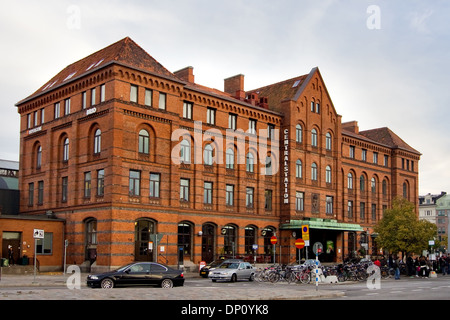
129, 170, 141, 196
180, 178, 189, 202
183, 102, 193, 119
64, 98, 71, 116
62, 176, 68, 203
267, 124, 275, 139
207, 108, 216, 125
204, 181, 213, 204
145, 89, 152, 107
226, 184, 234, 206
97, 169, 105, 196
36, 233, 53, 255
28, 183, 34, 206
372, 204, 377, 220
373, 152, 378, 164
40, 108, 45, 124
149, 173, 160, 198
34, 111, 39, 127
360, 202, 366, 220
228, 113, 237, 130
296, 192, 304, 211
246, 187, 254, 208
27, 113, 32, 129
130, 85, 138, 103
84, 172, 91, 198
100, 84, 106, 102
54, 102, 61, 119
349, 146, 355, 159
82, 91, 87, 109
38, 181, 44, 205
362, 149, 367, 162
159, 92, 166, 110
384, 155, 389, 167
326, 196, 333, 214
249, 119, 257, 134
265, 189, 272, 210
91, 88, 96, 106
348, 200, 353, 219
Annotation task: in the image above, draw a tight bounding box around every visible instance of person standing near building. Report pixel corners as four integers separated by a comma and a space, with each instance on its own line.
8, 245, 14, 265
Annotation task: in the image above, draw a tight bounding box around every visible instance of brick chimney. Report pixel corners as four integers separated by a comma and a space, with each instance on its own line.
174, 66, 195, 83
342, 121, 359, 134
224, 74, 245, 100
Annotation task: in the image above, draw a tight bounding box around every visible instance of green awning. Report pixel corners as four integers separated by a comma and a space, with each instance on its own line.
281, 218, 364, 232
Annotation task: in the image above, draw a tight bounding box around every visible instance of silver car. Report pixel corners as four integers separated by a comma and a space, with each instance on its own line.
208, 261, 255, 282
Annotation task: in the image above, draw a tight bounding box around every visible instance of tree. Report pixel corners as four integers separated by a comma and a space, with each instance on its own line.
374, 197, 437, 256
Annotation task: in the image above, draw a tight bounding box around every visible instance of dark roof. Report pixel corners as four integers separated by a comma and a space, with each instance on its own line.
17, 37, 182, 105
358, 127, 421, 155
246, 74, 308, 112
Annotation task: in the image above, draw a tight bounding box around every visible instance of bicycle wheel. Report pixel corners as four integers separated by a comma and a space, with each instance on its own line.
299, 272, 310, 284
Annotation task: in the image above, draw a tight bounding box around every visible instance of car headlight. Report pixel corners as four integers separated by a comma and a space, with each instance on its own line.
88, 275, 99, 280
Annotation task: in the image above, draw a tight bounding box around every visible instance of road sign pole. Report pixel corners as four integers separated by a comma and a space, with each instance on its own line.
33, 238, 37, 284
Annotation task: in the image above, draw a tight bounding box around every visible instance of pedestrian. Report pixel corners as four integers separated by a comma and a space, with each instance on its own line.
439, 256, 447, 275
393, 255, 401, 280
419, 256, 428, 278
8, 245, 14, 266
406, 254, 414, 277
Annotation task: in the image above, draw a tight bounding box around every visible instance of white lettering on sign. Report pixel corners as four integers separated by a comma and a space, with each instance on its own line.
283, 128, 289, 204
86, 107, 97, 116
28, 126, 42, 135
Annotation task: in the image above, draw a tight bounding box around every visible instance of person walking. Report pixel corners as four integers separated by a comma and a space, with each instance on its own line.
394, 256, 401, 280
419, 256, 428, 278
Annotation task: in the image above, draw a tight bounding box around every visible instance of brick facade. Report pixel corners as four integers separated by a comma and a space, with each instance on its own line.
15, 38, 421, 271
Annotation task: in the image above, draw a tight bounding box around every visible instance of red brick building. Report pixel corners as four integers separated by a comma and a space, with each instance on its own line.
15, 37, 420, 271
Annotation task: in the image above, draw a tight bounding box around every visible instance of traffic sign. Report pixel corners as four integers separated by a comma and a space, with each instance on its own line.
313, 242, 323, 255
270, 236, 277, 245
302, 225, 310, 241
295, 239, 305, 249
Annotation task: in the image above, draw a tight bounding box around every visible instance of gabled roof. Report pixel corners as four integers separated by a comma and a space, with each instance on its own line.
359, 127, 421, 155
17, 37, 181, 105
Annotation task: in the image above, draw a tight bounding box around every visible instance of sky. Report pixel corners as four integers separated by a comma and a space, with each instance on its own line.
0, 0, 449, 195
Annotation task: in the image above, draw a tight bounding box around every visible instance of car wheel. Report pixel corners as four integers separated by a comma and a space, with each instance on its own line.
161, 279, 174, 288
100, 278, 114, 289
230, 273, 237, 282
249, 273, 255, 281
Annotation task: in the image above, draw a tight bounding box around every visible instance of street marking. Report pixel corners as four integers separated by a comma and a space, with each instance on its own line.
390, 291, 403, 294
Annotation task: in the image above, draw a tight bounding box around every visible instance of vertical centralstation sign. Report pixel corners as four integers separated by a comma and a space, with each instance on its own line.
283, 128, 289, 204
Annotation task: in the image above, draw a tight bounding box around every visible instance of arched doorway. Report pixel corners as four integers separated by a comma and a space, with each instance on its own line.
178, 221, 193, 264
135, 219, 156, 261
201, 223, 216, 263
84, 218, 97, 265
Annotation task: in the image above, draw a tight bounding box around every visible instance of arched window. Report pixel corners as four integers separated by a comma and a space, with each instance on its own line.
403, 182, 408, 199
371, 178, 376, 193
178, 222, 193, 258
244, 226, 257, 254
36, 145, 42, 169
222, 225, 237, 257
326, 132, 332, 150
63, 138, 69, 162
311, 162, 318, 181
226, 148, 234, 169
94, 129, 102, 154
246, 152, 254, 173
326, 165, 332, 184
135, 219, 156, 261
204, 144, 213, 165
296, 124, 302, 143
311, 129, 318, 147
138, 129, 149, 154
382, 179, 388, 196
180, 139, 191, 163
348, 172, 354, 189
296, 159, 302, 178
360, 175, 366, 192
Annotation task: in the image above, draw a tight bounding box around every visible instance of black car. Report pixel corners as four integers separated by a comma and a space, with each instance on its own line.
199, 259, 225, 278
87, 262, 184, 289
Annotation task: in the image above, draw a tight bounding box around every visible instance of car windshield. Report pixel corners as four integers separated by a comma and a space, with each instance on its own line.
218, 263, 239, 269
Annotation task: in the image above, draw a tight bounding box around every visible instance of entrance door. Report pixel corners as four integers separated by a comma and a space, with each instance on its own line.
201, 224, 215, 263
135, 219, 155, 261
2, 232, 21, 265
